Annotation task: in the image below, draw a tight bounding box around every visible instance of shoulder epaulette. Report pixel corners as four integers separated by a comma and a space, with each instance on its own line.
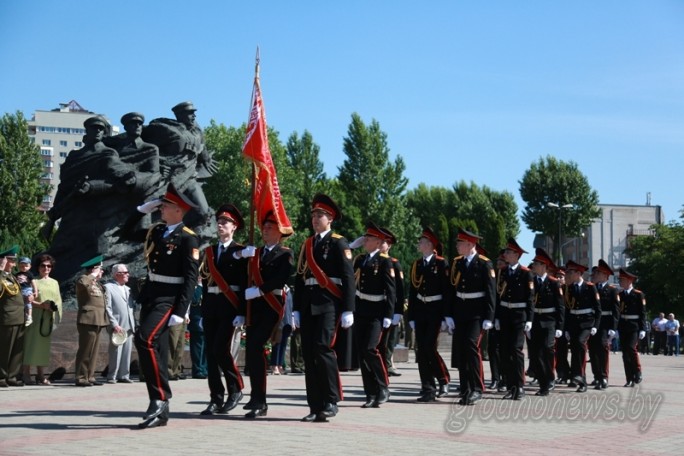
455, 255, 464, 260
391, 257, 399, 263
520, 265, 530, 271
608, 284, 617, 288
380, 253, 390, 258
331, 233, 343, 239
586, 281, 595, 286
479, 255, 491, 262
281, 246, 292, 252
436, 255, 446, 261
182, 226, 196, 235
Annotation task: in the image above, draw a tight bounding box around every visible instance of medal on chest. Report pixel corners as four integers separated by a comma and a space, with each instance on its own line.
166, 243, 177, 255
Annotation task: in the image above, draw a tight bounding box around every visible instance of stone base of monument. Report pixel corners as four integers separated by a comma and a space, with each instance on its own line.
44, 310, 411, 379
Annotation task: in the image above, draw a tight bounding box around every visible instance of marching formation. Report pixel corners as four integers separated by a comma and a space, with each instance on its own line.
0, 189, 649, 429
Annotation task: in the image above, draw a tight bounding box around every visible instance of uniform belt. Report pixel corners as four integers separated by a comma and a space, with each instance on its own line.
305, 277, 342, 286
148, 272, 184, 284
456, 291, 485, 300
207, 285, 241, 294
417, 293, 442, 303
621, 314, 640, 320
570, 308, 594, 315
601, 311, 613, 316
500, 301, 527, 309
356, 290, 385, 302
534, 307, 556, 314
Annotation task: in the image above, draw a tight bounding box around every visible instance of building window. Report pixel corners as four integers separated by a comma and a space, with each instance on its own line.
75, 141, 83, 147
44, 160, 53, 168
42, 139, 51, 146
42, 195, 52, 203
60, 140, 68, 147
41, 172, 54, 180
40, 148, 53, 156
59, 152, 68, 158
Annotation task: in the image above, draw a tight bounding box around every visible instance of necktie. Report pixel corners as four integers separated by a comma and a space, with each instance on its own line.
262, 247, 270, 260
314, 234, 322, 247
537, 277, 543, 288
597, 283, 603, 291
363, 255, 370, 268
574, 283, 580, 295
508, 266, 514, 276
216, 244, 224, 263
423, 259, 429, 268
163, 227, 172, 238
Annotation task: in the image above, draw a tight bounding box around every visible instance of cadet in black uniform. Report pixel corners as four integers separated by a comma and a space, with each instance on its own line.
377, 227, 405, 378
293, 194, 355, 422
564, 260, 601, 393
488, 250, 507, 392
529, 248, 565, 396
243, 211, 293, 418
121, 183, 200, 429
617, 268, 647, 387
448, 229, 496, 405
197, 204, 252, 416
407, 227, 451, 402
554, 267, 571, 384
353, 222, 396, 408
589, 259, 620, 389
497, 238, 534, 400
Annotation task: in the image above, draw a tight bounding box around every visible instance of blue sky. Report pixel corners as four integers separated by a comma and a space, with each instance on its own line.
1, 1, 683, 251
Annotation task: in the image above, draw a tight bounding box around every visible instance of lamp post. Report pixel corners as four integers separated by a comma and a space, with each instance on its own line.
547, 202, 574, 264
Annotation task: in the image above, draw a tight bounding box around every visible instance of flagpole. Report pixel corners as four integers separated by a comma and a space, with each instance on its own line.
248, 46, 260, 247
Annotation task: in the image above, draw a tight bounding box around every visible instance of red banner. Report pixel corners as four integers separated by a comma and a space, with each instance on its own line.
242, 77, 293, 235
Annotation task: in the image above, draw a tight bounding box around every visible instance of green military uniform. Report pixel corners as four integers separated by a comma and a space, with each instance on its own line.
0, 246, 26, 387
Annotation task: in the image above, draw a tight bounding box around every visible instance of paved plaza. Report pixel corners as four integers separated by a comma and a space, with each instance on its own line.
1, 351, 681, 455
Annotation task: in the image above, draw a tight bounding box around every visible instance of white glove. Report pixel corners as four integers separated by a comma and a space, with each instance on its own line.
232, 315, 245, 327
524, 321, 532, 333
240, 246, 256, 258
444, 317, 455, 332
482, 320, 493, 331
639, 331, 646, 340
565, 331, 570, 340
382, 318, 392, 329
608, 329, 616, 339
137, 199, 162, 214
167, 314, 184, 327
494, 319, 500, 331
409, 320, 415, 330
292, 311, 300, 329
555, 329, 563, 339
349, 236, 365, 249
340, 311, 354, 329
590, 327, 597, 336
245, 286, 262, 300
392, 314, 402, 325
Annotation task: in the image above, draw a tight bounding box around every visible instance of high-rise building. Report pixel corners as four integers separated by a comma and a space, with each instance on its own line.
27, 100, 118, 211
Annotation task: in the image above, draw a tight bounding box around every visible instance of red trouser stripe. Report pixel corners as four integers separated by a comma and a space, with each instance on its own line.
147, 307, 173, 401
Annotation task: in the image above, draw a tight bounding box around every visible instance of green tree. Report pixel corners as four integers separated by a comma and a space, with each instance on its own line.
0, 111, 49, 254
519, 156, 601, 263
626, 214, 684, 318
285, 130, 328, 245
335, 113, 420, 269
406, 181, 518, 259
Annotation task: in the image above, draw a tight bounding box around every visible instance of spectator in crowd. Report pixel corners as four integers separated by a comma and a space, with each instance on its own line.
74, 255, 108, 387
651, 312, 667, 355
104, 264, 136, 383
270, 287, 293, 375
15, 257, 37, 327
188, 278, 207, 379
665, 313, 680, 356
1, 246, 26, 387
22, 254, 62, 385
